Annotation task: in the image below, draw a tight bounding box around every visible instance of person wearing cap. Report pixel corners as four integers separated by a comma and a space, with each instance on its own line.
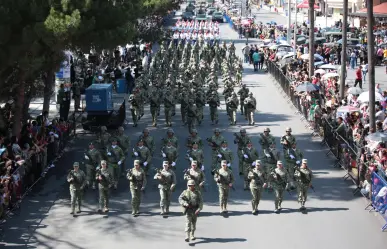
114, 126, 130, 176
235, 129, 251, 174
207, 88, 220, 125
106, 138, 125, 189
186, 142, 204, 170
186, 99, 198, 133
248, 160, 267, 214
258, 127, 276, 154
207, 128, 225, 170
179, 91, 189, 125
162, 128, 179, 149
284, 142, 303, 178
162, 139, 178, 169
96, 160, 112, 213
214, 160, 234, 213
67, 162, 86, 216
225, 92, 239, 125
139, 128, 155, 155
280, 127, 296, 152
195, 91, 206, 125
294, 159, 313, 210
163, 86, 175, 127
237, 84, 249, 115
243, 92, 256, 125
186, 129, 203, 149
132, 139, 152, 174
154, 161, 176, 215
84, 142, 102, 189
241, 140, 260, 190
271, 161, 292, 213
184, 160, 205, 193
127, 160, 147, 215
216, 140, 233, 170
97, 126, 111, 150
178, 179, 203, 242
263, 142, 280, 181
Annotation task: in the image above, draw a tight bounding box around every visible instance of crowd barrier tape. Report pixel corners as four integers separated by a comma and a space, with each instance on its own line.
368, 172, 387, 231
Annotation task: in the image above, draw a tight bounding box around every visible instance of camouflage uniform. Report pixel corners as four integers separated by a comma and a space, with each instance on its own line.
237, 85, 249, 115
207, 129, 225, 170
258, 128, 276, 154
132, 141, 152, 174
97, 126, 111, 150
115, 127, 130, 174
186, 100, 198, 133
127, 162, 147, 215
154, 162, 176, 214
234, 129, 251, 174
67, 162, 86, 214
270, 162, 292, 212
294, 159, 313, 209
241, 144, 259, 189
184, 161, 206, 193
247, 161, 267, 213
105, 140, 125, 189
96, 162, 113, 212
213, 162, 234, 213
284, 145, 303, 179
186, 129, 203, 149
139, 129, 156, 155
162, 142, 178, 169
84, 143, 102, 189
280, 127, 297, 154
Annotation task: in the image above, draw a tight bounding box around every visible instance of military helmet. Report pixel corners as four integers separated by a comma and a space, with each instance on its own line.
191, 129, 198, 134
118, 126, 124, 132
187, 179, 196, 186
73, 162, 80, 167
277, 161, 283, 165
286, 127, 292, 132
163, 161, 169, 166
249, 92, 253, 96
167, 128, 174, 134
221, 160, 227, 165
240, 129, 246, 133
247, 140, 252, 144
302, 159, 308, 164
111, 137, 117, 142
221, 140, 227, 144
191, 160, 198, 166
101, 126, 107, 131
264, 127, 271, 132
214, 128, 220, 133
143, 128, 149, 133
255, 160, 261, 165
134, 160, 140, 165
89, 142, 95, 146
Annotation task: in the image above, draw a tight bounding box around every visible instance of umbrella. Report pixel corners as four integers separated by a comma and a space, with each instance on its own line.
269, 45, 278, 50
366, 132, 387, 142
318, 64, 337, 70
295, 82, 319, 92
297, 0, 318, 8
357, 91, 384, 103
315, 69, 326, 75
314, 61, 325, 66
322, 72, 340, 79
347, 87, 363, 95
300, 53, 324, 61
337, 106, 360, 113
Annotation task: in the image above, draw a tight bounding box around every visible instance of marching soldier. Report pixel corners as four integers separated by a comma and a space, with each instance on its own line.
237, 84, 249, 115
96, 160, 113, 213
186, 129, 203, 149
178, 179, 203, 242
132, 139, 152, 175
84, 142, 102, 189
234, 128, 251, 175
180, 92, 189, 125
258, 127, 276, 154
263, 143, 280, 189
162, 140, 178, 169
67, 162, 86, 216
139, 128, 155, 155
244, 92, 256, 125
149, 90, 160, 127
105, 138, 125, 189
213, 160, 234, 213
284, 142, 303, 178
270, 161, 292, 213
226, 93, 239, 125
195, 91, 206, 125
241, 140, 259, 190
217, 141, 233, 169
186, 142, 204, 170
186, 99, 198, 133
164, 87, 175, 127
184, 160, 206, 193
127, 160, 147, 216
162, 128, 179, 150
115, 126, 130, 175
129, 92, 140, 127
97, 126, 111, 150
294, 159, 313, 210
154, 161, 176, 215
280, 127, 296, 153
247, 160, 267, 214
207, 128, 225, 170
207, 90, 220, 125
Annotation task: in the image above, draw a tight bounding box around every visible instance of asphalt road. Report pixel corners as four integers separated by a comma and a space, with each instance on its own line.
2, 10, 387, 249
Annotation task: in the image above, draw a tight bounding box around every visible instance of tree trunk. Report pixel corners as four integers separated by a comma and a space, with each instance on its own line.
308, 0, 315, 78
12, 78, 25, 136
339, 0, 348, 100
43, 69, 55, 113
22, 86, 34, 122
367, 0, 376, 132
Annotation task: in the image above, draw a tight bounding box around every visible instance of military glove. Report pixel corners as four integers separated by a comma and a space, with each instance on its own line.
217, 154, 222, 158
118, 161, 122, 165
141, 187, 145, 191
201, 165, 205, 171
265, 153, 271, 157
134, 152, 139, 156
143, 162, 148, 166
227, 163, 231, 167
107, 152, 112, 156
162, 153, 166, 158
252, 161, 256, 166
290, 155, 295, 159
296, 160, 300, 164
243, 154, 248, 158
172, 162, 176, 166
85, 155, 89, 160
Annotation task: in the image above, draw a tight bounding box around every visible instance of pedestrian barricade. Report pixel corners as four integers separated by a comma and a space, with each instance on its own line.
367, 172, 387, 231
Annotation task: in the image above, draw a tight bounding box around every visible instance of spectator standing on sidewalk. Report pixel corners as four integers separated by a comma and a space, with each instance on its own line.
57, 84, 71, 121
354, 66, 362, 89
242, 43, 250, 63
252, 50, 260, 72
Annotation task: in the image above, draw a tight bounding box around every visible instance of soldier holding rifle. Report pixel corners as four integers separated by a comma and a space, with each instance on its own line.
213, 160, 235, 214
294, 159, 314, 211
154, 161, 176, 215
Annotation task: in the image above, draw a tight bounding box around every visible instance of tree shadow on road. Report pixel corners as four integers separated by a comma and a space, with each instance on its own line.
188, 237, 247, 246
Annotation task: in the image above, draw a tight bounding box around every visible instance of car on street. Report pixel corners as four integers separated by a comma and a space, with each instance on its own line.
182, 11, 195, 21
195, 13, 208, 21
211, 11, 224, 22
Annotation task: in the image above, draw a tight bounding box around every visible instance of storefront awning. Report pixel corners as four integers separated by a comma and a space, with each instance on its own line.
349, 2, 387, 18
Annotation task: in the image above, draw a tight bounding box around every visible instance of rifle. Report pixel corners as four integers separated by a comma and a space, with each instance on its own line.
206, 137, 219, 149
281, 135, 292, 150
181, 195, 199, 215
186, 136, 193, 148
233, 133, 241, 144
127, 169, 146, 194
211, 168, 235, 190
260, 133, 270, 147
68, 170, 79, 185
270, 170, 291, 195
84, 150, 96, 166
294, 166, 315, 192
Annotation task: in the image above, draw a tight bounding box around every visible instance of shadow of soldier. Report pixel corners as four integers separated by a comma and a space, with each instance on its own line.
188, 237, 247, 246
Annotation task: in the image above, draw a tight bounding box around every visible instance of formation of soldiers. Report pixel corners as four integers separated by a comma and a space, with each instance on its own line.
67, 125, 314, 242
127, 39, 247, 129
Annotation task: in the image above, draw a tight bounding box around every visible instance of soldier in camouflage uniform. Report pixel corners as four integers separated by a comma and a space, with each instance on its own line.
184, 160, 206, 194
186, 142, 204, 171
294, 159, 313, 210
270, 161, 292, 213
237, 84, 249, 115
258, 127, 276, 154
162, 139, 178, 170
149, 89, 160, 127
217, 141, 234, 168
241, 140, 260, 190
96, 160, 113, 213
213, 160, 234, 213
244, 92, 256, 125
186, 129, 203, 149
226, 93, 239, 125
247, 160, 267, 214
180, 91, 189, 125
132, 139, 152, 175
263, 143, 280, 189
280, 127, 297, 154
186, 99, 198, 133
115, 126, 130, 176
162, 128, 179, 150
207, 90, 220, 125
163, 87, 174, 127
284, 142, 303, 180
139, 128, 155, 155
234, 128, 251, 175
127, 160, 147, 216
154, 161, 176, 215
178, 179, 203, 242
207, 128, 226, 170
129, 91, 140, 127
84, 142, 102, 189
67, 162, 86, 216
97, 126, 111, 150
105, 138, 125, 189
195, 90, 206, 125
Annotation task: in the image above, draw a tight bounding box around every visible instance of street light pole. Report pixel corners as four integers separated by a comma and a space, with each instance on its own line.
339, 0, 347, 100
325, 0, 328, 28
294, 6, 298, 55
308, 0, 315, 78
287, 0, 291, 44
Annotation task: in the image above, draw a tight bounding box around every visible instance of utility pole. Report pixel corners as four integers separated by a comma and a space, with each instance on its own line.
294, 4, 297, 57
325, 0, 328, 28
367, 0, 376, 132
308, 0, 315, 78
287, 0, 291, 44
339, 0, 348, 100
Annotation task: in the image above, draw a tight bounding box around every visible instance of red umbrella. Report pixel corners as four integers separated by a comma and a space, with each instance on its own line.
297, 0, 318, 9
